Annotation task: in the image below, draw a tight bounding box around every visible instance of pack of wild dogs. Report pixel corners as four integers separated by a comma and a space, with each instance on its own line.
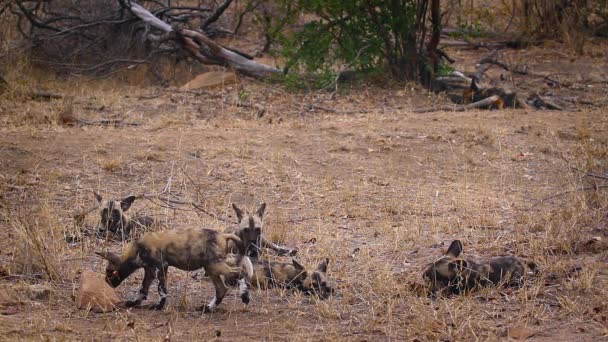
93, 193, 539, 313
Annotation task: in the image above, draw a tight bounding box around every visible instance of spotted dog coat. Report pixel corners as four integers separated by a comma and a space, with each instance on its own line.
226, 257, 334, 299
423, 240, 538, 296
225, 203, 297, 258
96, 228, 254, 312
94, 192, 156, 241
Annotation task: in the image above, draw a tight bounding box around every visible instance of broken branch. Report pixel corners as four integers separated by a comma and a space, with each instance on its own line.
413, 95, 501, 113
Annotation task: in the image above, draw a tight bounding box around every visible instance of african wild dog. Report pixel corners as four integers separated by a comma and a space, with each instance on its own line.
423, 240, 539, 296
225, 203, 297, 258
226, 257, 334, 299
95, 192, 156, 241
96, 228, 254, 312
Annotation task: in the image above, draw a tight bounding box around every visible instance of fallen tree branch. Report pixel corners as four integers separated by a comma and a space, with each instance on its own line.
413, 95, 501, 113
126, 2, 280, 78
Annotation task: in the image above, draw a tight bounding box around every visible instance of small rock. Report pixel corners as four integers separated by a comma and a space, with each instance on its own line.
28, 284, 51, 301
77, 270, 120, 313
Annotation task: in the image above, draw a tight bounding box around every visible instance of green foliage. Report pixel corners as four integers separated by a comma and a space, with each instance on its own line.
450, 21, 487, 39
437, 61, 455, 77
276, 0, 432, 86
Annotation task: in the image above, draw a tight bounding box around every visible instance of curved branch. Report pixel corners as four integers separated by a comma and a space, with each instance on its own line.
201, 0, 234, 30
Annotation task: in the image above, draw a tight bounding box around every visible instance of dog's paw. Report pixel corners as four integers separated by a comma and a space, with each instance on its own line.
197, 305, 213, 313
240, 292, 250, 305
149, 303, 165, 311
125, 300, 141, 308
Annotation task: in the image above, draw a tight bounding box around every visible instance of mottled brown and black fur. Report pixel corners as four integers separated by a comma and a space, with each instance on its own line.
226, 257, 334, 299
95, 192, 156, 241
225, 203, 296, 258
96, 228, 253, 312
423, 240, 538, 296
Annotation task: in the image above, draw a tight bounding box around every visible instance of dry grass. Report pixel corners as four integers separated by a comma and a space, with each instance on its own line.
0, 41, 608, 341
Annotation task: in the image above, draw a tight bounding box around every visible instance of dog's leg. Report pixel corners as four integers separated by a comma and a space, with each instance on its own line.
150, 266, 169, 310
126, 267, 155, 307
261, 236, 297, 256
238, 278, 250, 304
198, 275, 228, 313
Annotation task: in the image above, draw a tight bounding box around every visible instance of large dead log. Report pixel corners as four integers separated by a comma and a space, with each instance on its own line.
127, 3, 280, 78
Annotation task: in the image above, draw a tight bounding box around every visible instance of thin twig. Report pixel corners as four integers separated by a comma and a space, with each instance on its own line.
525, 185, 608, 211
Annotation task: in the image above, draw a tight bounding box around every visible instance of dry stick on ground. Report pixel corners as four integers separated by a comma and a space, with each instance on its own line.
525, 185, 608, 211
413, 95, 501, 113
59, 111, 140, 127
570, 167, 608, 181
306, 104, 370, 114
0, 77, 63, 100
178, 167, 233, 223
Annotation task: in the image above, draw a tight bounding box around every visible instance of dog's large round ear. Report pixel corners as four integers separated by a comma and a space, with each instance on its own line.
94, 191, 103, 204
292, 259, 305, 271
232, 203, 245, 222
317, 258, 329, 273
256, 202, 266, 218
446, 240, 463, 258
95, 251, 121, 266
120, 195, 136, 212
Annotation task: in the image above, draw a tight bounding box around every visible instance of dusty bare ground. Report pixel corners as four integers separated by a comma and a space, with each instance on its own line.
0, 42, 607, 341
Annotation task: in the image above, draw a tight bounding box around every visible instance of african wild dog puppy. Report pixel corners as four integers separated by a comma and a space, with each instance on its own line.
423, 240, 538, 296
96, 228, 254, 312
225, 203, 297, 258
95, 192, 156, 241
226, 257, 334, 299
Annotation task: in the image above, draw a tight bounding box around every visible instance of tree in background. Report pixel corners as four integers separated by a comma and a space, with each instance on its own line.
278, 0, 442, 87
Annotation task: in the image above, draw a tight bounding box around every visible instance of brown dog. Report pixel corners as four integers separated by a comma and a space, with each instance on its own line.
225, 203, 297, 258
225, 257, 334, 299
96, 228, 253, 312
94, 192, 156, 241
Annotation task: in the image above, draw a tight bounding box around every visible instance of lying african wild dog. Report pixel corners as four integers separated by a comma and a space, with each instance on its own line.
225, 256, 334, 299
423, 240, 538, 296
96, 228, 254, 312
95, 192, 156, 241
225, 203, 297, 258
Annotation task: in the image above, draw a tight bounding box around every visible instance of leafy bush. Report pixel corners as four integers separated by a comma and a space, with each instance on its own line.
277, 0, 441, 86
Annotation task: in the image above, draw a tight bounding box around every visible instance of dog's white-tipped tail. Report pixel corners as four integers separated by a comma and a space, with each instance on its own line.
240, 256, 254, 280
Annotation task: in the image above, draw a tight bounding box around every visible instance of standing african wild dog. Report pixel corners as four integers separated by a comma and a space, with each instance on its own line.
95, 192, 156, 240
423, 240, 538, 295
226, 256, 334, 299
96, 228, 254, 312
225, 203, 297, 258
